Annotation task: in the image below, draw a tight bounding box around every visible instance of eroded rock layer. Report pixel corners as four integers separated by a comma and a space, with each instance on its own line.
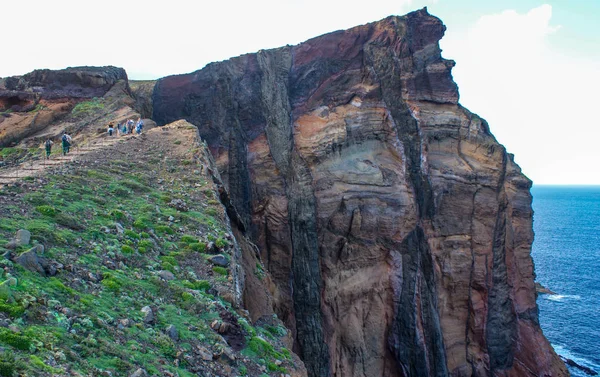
153, 8, 567, 377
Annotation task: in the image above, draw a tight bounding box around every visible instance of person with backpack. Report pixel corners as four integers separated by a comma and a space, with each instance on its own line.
137, 118, 144, 134
108, 124, 114, 136
61, 133, 72, 156
44, 139, 54, 158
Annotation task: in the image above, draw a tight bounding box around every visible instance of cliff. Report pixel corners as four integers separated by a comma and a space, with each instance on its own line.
153, 7, 567, 377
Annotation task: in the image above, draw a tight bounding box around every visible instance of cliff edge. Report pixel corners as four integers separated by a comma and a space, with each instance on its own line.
153, 8, 567, 377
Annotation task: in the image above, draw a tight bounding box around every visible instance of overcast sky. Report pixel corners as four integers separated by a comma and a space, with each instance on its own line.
2, 0, 599, 185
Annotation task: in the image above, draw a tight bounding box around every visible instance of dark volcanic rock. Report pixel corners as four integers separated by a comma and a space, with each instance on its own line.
153, 7, 567, 377
0, 66, 128, 102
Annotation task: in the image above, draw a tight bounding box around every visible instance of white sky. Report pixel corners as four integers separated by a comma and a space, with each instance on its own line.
2, 0, 598, 185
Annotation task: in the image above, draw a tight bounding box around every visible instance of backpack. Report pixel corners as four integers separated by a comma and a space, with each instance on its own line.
45, 140, 51, 147
62, 135, 67, 142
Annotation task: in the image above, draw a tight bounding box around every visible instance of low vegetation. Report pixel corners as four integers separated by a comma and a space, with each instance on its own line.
0, 131, 295, 376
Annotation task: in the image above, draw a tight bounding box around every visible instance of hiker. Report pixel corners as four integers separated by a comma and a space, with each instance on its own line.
127, 119, 134, 134
44, 139, 54, 158
135, 118, 144, 134
122, 123, 127, 135
116, 122, 122, 136
108, 124, 114, 136
61, 133, 72, 156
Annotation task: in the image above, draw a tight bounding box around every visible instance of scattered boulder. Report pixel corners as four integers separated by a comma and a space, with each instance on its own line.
165, 324, 178, 341
209, 255, 229, 267
15, 229, 31, 246
157, 270, 175, 281
141, 306, 154, 325
129, 368, 148, 377
196, 346, 213, 361
14, 245, 46, 276
168, 199, 188, 212
115, 223, 124, 234
4, 229, 31, 250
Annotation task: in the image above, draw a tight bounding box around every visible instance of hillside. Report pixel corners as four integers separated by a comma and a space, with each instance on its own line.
0, 121, 306, 376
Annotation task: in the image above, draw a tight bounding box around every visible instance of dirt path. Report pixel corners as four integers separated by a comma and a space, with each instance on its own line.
0, 133, 141, 187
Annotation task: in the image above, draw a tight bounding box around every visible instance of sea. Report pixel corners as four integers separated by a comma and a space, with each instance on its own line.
531, 185, 600, 377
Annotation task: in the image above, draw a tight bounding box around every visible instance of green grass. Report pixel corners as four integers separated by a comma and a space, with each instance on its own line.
0, 140, 297, 376
212, 266, 228, 276
71, 97, 104, 116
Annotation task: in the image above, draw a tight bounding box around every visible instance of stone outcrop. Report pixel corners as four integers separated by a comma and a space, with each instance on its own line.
0, 66, 131, 147
153, 7, 566, 377
0, 66, 128, 103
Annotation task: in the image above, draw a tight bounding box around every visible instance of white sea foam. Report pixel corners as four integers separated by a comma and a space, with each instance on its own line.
545, 294, 581, 302
552, 344, 600, 375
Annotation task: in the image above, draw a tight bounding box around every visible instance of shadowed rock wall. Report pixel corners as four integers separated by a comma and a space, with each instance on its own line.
153, 8, 567, 377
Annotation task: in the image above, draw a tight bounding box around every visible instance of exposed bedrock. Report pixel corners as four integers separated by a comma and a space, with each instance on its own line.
153, 7, 568, 377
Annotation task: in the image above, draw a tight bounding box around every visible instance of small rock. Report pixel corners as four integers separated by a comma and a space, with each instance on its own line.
157, 270, 175, 281
275, 359, 283, 366
207, 242, 217, 254
129, 368, 147, 377
115, 223, 124, 234
165, 324, 179, 341
141, 306, 154, 324
14, 246, 46, 276
168, 216, 174, 222
197, 346, 213, 361
15, 229, 31, 246
168, 199, 188, 212
209, 254, 229, 267
101, 226, 110, 234
4, 240, 18, 250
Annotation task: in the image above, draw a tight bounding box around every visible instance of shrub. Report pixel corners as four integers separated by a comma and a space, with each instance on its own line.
133, 216, 151, 230
154, 225, 174, 235
121, 245, 134, 254
215, 237, 227, 249
0, 301, 24, 318
180, 235, 197, 244
138, 240, 153, 253
0, 328, 30, 350
101, 277, 122, 292
35, 205, 57, 217
188, 243, 206, 252
124, 230, 140, 240
212, 267, 228, 276
0, 361, 14, 377
183, 280, 210, 291
110, 209, 126, 221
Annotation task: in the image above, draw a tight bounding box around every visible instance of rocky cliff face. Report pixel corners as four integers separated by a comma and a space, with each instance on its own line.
153, 8, 567, 377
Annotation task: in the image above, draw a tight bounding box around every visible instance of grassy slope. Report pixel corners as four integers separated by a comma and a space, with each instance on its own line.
0, 122, 296, 377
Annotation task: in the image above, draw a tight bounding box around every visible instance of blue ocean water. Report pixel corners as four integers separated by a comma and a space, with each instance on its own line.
531, 185, 600, 377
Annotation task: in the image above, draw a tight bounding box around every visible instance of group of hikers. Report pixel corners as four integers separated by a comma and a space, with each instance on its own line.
108, 118, 144, 136
44, 133, 72, 158
43, 118, 144, 159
